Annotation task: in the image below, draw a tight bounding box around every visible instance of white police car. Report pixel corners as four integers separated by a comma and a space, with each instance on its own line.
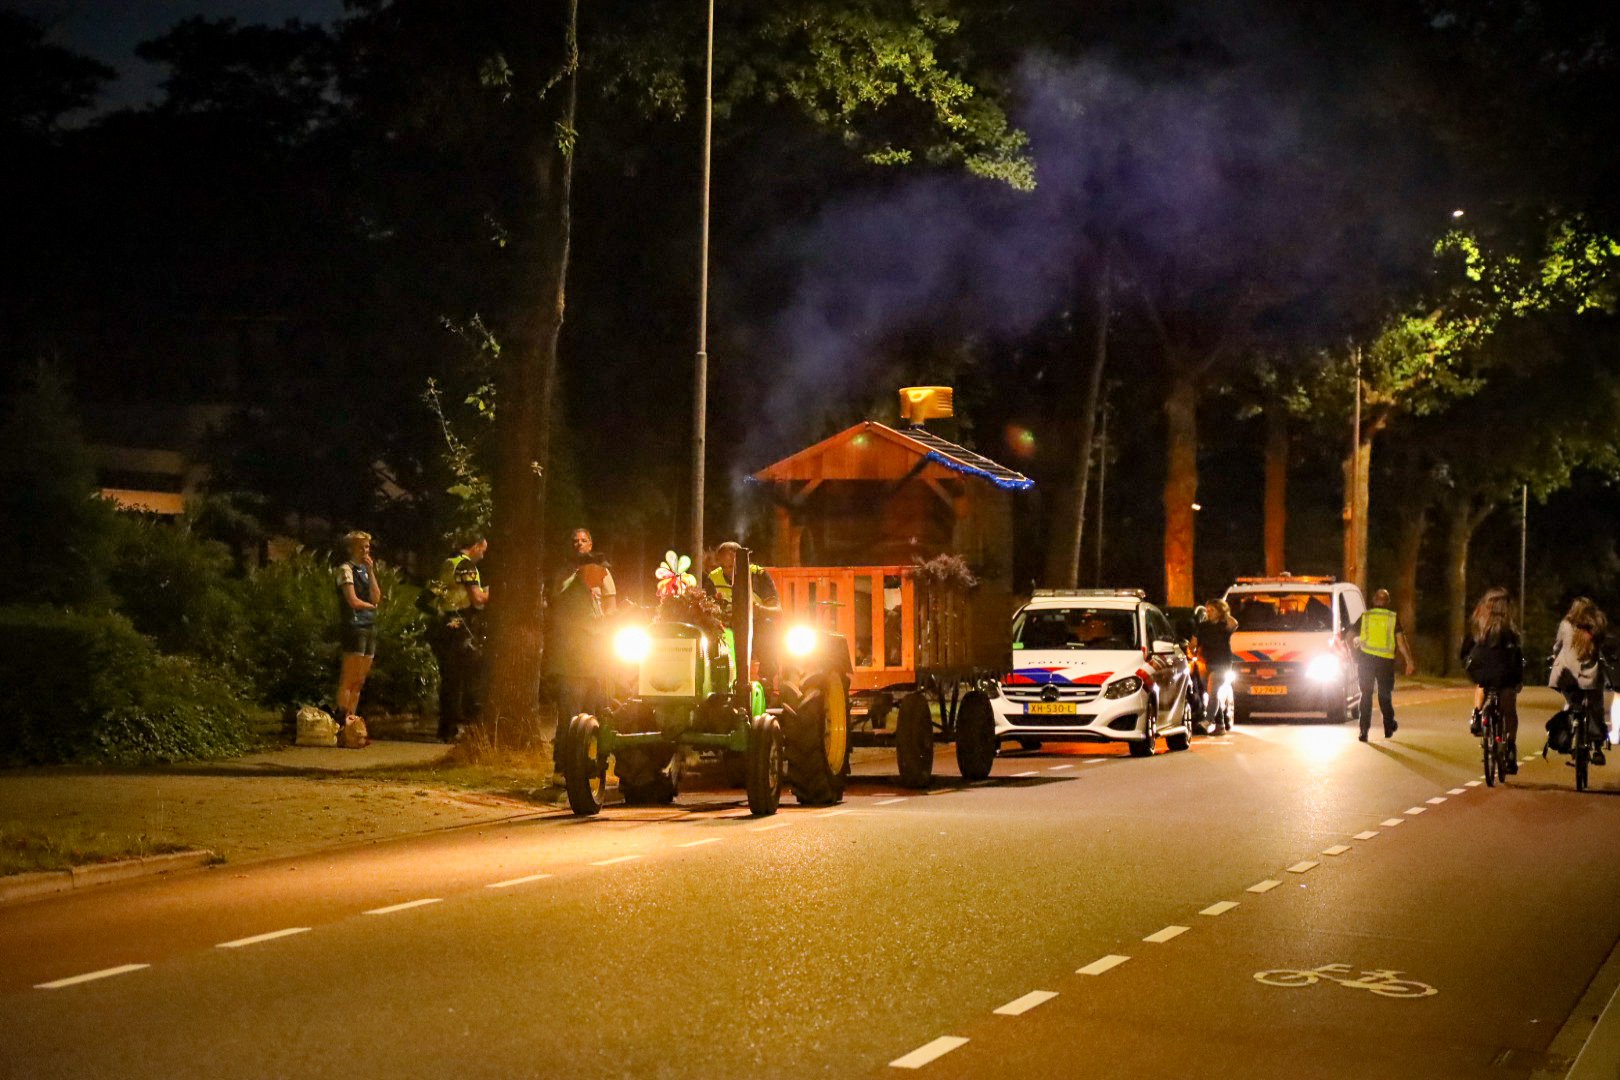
991, 590, 1194, 757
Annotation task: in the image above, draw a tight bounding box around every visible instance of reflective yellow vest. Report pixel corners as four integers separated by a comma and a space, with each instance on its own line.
1360, 608, 1398, 660
709, 564, 763, 606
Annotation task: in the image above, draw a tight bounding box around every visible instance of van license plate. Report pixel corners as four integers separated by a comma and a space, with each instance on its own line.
1027, 702, 1078, 715
1249, 685, 1288, 696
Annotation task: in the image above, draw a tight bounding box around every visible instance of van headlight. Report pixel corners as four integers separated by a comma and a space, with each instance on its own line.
784, 624, 818, 658
1222, 669, 1237, 687
1104, 675, 1144, 699
613, 626, 652, 664
1305, 654, 1339, 682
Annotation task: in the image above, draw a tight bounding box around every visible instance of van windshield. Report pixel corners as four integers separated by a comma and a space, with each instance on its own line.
1015, 608, 1139, 650
1229, 592, 1333, 633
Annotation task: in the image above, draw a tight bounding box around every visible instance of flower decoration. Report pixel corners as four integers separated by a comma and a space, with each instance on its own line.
655, 550, 697, 599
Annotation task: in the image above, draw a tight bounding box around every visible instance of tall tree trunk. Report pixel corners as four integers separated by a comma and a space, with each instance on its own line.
1441, 497, 1488, 677
1263, 404, 1288, 576
1341, 434, 1372, 591
481, 6, 579, 737
1163, 369, 1197, 606
1052, 262, 1111, 587
1394, 499, 1427, 662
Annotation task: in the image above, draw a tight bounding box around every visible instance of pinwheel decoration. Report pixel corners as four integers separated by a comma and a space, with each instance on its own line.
655, 550, 698, 599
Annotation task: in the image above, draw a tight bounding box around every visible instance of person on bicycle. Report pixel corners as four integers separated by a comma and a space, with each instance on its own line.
1461, 586, 1526, 773
1196, 598, 1238, 719
1549, 596, 1608, 766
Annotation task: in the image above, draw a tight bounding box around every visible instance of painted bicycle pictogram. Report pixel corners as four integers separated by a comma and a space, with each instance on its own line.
1253, 964, 1437, 998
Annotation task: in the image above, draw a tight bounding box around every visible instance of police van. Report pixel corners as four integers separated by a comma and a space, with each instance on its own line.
1223, 576, 1364, 724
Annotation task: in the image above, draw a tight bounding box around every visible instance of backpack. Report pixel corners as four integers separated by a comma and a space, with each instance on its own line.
1545, 710, 1575, 756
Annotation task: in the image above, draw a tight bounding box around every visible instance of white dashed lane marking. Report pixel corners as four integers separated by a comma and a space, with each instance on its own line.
817, 808, 857, 818
993, 990, 1059, 1016
1353, 831, 1380, 840
1426, 796, 1447, 805
1247, 880, 1282, 894
1048, 764, 1074, 771
676, 838, 721, 849
750, 821, 791, 832
875, 797, 909, 805
216, 927, 309, 949
890, 1036, 970, 1070
1011, 771, 1039, 778
364, 898, 442, 916
35, 964, 149, 990
1404, 807, 1427, 816
1143, 925, 1190, 943
1382, 818, 1405, 827
1077, 955, 1131, 976
1465, 781, 1483, 787
590, 855, 641, 866
1200, 901, 1239, 916
1322, 845, 1351, 856
1287, 861, 1319, 874
486, 873, 552, 889
1447, 788, 1467, 795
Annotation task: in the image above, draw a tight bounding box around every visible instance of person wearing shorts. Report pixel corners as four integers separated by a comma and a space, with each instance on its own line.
334, 530, 383, 723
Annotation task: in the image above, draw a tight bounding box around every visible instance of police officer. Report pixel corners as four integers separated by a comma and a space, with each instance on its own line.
430, 536, 490, 742
1351, 588, 1415, 741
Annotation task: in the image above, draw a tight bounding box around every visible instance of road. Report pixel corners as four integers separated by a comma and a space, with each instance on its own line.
3, 686, 1619, 1080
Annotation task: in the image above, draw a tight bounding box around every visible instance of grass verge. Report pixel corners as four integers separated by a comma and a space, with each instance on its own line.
1, 821, 187, 876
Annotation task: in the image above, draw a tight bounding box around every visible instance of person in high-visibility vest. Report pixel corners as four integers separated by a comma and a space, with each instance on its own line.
1350, 588, 1415, 741
705, 541, 782, 677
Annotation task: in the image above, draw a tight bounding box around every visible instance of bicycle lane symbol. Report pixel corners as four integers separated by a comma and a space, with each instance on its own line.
1253, 964, 1438, 999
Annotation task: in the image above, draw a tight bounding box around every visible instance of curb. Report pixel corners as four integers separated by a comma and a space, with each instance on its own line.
1532, 929, 1620, 1079
0, 849, 216, 906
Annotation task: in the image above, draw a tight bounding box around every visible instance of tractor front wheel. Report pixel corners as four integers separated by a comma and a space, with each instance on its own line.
954, 690, 997, 781
896, 692, 935, 788
564, 714, 607, 816
744, 714, 783, 816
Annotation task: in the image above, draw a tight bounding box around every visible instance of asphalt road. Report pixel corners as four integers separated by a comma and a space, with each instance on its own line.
3, 686, 1619, 1080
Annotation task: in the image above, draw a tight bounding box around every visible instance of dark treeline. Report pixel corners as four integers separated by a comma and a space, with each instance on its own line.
4, 0, 1619, 704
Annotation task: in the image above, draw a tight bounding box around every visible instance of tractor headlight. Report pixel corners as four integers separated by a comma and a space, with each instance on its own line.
613, 626, 651, 665
1306, 654, 1339, 682
785, 624, 818, 658
1104, 675, 1144, 699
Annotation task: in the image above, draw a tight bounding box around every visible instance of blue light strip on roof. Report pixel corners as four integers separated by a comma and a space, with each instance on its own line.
922, 451, 1035, 491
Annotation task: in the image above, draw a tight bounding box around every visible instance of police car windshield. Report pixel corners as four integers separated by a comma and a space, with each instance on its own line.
1015, 608, 1139, 650
1230, 592, 1333, 632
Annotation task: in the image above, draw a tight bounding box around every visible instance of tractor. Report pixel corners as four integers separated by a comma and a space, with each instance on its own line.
561, 548, 853, 817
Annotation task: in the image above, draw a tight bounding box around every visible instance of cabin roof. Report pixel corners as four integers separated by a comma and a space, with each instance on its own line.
753, 421, 1034, 491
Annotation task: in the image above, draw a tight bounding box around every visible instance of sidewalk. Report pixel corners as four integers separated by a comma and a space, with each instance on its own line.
0, 739, 562, 880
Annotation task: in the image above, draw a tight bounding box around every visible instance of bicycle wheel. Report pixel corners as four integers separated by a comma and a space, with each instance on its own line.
1253, 969, 1319, 988
1575, 724, 1590, 792
1365, 979, 1439, 999
1482, 720, 1497, 788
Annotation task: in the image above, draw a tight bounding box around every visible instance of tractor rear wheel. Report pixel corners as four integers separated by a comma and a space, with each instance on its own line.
744, 714, 783, 816
784, 674, 850, 805
564, 714, 606, 816
896, 691, 935, 788
954, 690, 997, 781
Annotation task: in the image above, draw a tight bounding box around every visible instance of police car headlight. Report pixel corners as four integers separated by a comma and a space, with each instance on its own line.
784, 624, 818, 658
1306, 654, 1339, 682
613, 626, 651, 664
1104, 675, 1144, 699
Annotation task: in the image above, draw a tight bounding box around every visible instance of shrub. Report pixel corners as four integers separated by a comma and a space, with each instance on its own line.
109, 513, 243, 658
0, 606, 259, 766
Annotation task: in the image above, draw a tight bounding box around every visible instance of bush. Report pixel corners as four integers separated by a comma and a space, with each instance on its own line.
0, 606, 259, 766
109, 513, 243, 658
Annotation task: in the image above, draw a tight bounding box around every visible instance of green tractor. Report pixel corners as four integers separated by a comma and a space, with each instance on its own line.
561, 549, 852, 817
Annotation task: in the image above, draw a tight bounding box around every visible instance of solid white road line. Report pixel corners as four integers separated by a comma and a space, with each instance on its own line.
1200, 901, 1240, 916
1404, 807, 1427, 816
750, 821, 791, 832
1448, 788, 1467, 795
1322, 845, 1351, 856
1048, 764, 1074, 771
1354, 831, 1380, 841
676, 838, 722, 848
1426, 796, 1448, 805
1287, 861, 1319, 874
1077, 955, 1132, 976
364, 898, 442, 916
590, 855, 641, 866
890, 1036, 970, 1070
1011, 771, 1039, 777
35, 964, 149, 990
1247, 880, 1282, 894
487, 873, 553, 888
1143, 925, 1190, 944
1382, 818, 1405, 827
875, 797, 910, 805
994, 990, 1059, 1016
217, 927, 310, 949
1465, 780, 1483, 787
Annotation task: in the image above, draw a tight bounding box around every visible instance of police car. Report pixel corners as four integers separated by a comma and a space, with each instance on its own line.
1223, 575, 1364, 723
991, 590, 1194, 757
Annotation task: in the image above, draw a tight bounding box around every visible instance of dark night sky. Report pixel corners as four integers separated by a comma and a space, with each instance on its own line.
16, 1, 346, 111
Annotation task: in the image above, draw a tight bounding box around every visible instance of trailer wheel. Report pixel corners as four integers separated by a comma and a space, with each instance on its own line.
744, 714, 783, 816
784, 674, 849, 806
564, 714, 606, 816
896, 691, 935, 788
954, 690, 997, 781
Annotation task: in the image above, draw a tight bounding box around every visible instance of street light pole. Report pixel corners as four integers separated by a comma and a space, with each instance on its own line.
1520, 484, 1528, 609
690, 0, 715, 567
1347, 346, 1362, 587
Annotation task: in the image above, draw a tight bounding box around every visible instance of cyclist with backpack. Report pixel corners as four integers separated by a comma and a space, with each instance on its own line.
1461, 586, 1525, 774
1549, 596, 1608, 766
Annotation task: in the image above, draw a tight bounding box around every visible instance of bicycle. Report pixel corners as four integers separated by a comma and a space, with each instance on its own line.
1480, 688, 1512, 787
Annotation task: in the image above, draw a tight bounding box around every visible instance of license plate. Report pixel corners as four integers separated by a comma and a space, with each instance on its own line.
1249, 685, 1288, 696
1026, 702, 1078, 715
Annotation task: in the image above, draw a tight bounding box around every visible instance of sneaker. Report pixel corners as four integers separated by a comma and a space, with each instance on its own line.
1595, 748, 1607, 766
1384, 721, 1398, 738
1469, 712, 1483, 737
1506, 757, 1519, 775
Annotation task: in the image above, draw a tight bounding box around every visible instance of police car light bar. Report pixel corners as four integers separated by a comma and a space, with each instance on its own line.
1232, 574, 1336, 585
1031, 588, 1148, 598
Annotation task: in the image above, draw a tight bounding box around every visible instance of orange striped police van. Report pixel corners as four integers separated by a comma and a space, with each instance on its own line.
1223, 575, 1365, 724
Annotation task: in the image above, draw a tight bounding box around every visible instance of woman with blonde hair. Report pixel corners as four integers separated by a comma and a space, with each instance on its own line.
1196, 598, 1239, 729
1460, 586, 1525, 772
1549, 596, 1608, 765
